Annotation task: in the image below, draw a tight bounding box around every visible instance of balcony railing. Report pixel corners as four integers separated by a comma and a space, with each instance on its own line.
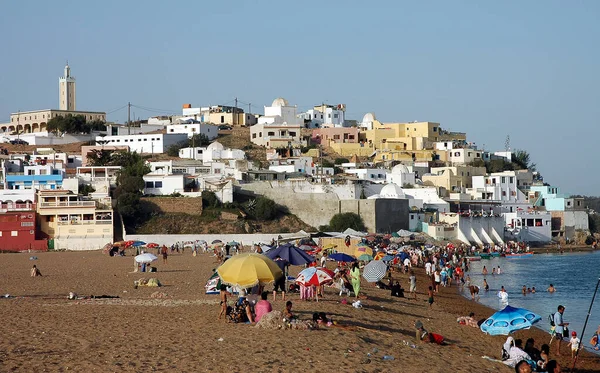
0, 203, 35, 212
57, 219, 113, 226
40, 201, 97, 208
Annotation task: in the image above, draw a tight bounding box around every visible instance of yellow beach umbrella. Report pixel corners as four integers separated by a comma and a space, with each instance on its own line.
217, 253, 283, 288
323, 244, 337, 250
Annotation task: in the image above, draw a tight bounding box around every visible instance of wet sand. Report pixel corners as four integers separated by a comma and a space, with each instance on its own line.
1, 251, 598, 372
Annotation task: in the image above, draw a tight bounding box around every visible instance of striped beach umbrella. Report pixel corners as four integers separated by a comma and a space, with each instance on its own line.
362, 260, 387, 283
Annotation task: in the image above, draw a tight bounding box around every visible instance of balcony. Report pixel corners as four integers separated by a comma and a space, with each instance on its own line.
40, 201, 97, 208
0, 203, 36, 212
57, 219, 113, 226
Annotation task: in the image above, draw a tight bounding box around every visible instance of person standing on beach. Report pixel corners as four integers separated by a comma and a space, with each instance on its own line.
350, 262, 361, 298
552, 305, 569, 356
273, 256, 288, 301
218, 284, 229, 320
427, 286, 434, 308
161, 245, 168, 265
409, 271, 417, 300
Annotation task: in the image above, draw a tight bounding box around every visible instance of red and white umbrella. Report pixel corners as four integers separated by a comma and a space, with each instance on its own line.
295, 267, 335, 287
146, 243, 159, 248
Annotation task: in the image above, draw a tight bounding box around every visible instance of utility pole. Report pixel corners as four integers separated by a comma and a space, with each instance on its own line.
234, 97, 238, 126
127, 102, 131, 135
192, 134, 195, 160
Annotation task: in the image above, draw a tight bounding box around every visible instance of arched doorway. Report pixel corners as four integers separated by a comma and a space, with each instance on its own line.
16, 124, 23, 133
8, 125, 15, 133
24, 124, 32, 133
32, 123, 39, 133
40, 122, 47, 132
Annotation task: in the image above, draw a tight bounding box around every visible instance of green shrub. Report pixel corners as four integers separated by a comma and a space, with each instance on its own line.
253, 196, 278, 221
328, 212, 366, 232
202, 191, 221, 208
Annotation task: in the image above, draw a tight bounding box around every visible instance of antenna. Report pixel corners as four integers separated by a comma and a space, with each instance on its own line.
505, 135, 510, 152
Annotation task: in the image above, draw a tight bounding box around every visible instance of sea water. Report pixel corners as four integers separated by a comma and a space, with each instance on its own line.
462, 251, 600, 353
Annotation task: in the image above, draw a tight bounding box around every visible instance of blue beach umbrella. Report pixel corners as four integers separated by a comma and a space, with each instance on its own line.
381, 255, 395, 262
131, 241, 146, 247
264, 244, 315, 266
329, 253, 356, 262
480, 305, 542, 336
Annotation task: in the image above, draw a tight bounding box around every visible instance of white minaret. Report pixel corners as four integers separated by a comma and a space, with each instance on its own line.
59, 61, 76, 111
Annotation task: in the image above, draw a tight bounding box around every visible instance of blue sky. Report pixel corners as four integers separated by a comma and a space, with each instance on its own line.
1, 1, 598, 195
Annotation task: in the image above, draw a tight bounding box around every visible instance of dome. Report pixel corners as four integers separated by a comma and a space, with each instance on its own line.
379, 183, 405, 199
206, 141, 224, 151
271, 97, 289, 107
391, 164, 410, 174
362, 112, 376, 123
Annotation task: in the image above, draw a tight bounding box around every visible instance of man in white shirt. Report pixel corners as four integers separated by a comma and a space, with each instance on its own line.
320, 253, 327, 267
497, 286, 509, 305
425, 261, 432, 276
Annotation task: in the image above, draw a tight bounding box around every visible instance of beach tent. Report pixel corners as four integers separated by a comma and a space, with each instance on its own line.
264, 244, 315, 266
205, 272, 238, 294
217, 253, 283, 288
396, 229, 414, 237
342, 228, 368, 237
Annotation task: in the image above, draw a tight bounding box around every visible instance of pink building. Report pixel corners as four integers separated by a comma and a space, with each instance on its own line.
312, 127, 359, 145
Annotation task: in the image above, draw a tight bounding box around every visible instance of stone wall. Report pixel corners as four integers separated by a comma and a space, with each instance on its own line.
237, 184, 409, 233
140, 197, 203, 215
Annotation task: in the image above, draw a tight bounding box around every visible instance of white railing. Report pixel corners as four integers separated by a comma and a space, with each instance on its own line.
40, 201, 96, 208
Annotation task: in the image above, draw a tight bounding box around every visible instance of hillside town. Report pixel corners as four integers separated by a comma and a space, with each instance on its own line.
0, 64, 591, 252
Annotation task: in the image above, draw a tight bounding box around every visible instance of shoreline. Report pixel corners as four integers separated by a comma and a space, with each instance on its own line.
432, 269, 600, 371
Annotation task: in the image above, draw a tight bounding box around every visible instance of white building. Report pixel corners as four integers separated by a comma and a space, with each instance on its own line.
95, 133, 188, 154
178, 142, 245, 162
268, 156, 334, 177
344, 168, 388, 183
166, 121, 219, 140
250, 98, 305, 149
469, 171, 528, 202
402, 187, 450, 213
386, 164, 417, 187
504, 210, 552, 243
298, 104, 347, 128
359, 112, 377, 131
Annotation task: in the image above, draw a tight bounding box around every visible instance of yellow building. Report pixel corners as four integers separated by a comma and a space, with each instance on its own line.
422, 165, 486, 196
36, 190, 113, 251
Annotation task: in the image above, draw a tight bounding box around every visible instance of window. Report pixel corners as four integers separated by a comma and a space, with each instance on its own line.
333, 135, 340, 140
468, 152, 472, 157
411, 215, 415, 220
259, 132, 262, 137
11, 231, 18, 236
501, 177, 506, 183
68, 158, 74, 163
267, 132, 275, 136
328, 114, 331, 118
145, 181, 154, 188
289, 132, 296, 137
333, 114, 338, 119
252, 133, 256, 139
348, 135, 355, 140
502, 191, 506, 196
433, 127, 437, 132
21, 222, 34, 227
154, 181, 162, 188
510, 177, 514, 183
567, 201, 571, 206
221, 116, 225, 123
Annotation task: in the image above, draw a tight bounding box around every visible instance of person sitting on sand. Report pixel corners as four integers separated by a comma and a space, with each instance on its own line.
524, 338, 541, 362
457, 312, 478, 327
283, 300, 296, 322
505, 339, 533, 368
538, 344, 550, 371
254, 291, 272, 323
30, 265, 42, 277
514, 360, 533, 373
391, 281, 404, 298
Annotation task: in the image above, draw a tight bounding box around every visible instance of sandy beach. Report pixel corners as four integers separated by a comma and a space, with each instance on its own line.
1, 251, 599, 372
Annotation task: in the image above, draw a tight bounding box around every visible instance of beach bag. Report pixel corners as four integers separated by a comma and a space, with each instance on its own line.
563, 327, 569, 338
548, 314, 555, 327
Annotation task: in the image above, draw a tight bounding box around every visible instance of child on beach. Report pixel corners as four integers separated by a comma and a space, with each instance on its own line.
218, 284, 229, 320
427, 286, 434, 308
409, 271, 417, 300
568, 331, 580, 359
30, 265, 42, 277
